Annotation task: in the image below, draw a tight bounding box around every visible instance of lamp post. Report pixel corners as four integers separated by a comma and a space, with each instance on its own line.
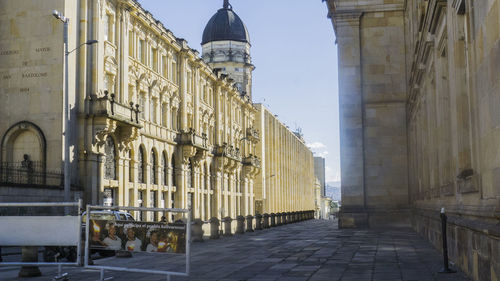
52, 10, 98, 211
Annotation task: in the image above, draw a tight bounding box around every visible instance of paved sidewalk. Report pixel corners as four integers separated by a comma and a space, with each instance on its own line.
0, 219, 471, 281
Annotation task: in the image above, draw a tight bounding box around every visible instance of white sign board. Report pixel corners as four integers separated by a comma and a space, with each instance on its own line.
0, 216, 80, 246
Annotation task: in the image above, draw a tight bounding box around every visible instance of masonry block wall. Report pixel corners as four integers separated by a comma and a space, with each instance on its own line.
326, 0, 500, 280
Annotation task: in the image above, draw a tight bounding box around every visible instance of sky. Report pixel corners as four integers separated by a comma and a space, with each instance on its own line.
137, 0, 340, 183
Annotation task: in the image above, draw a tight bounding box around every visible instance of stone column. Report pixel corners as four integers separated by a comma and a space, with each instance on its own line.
223, 216, 232, 236
333, 12, 368, 228
255, 214, 262, 230
245, 215, 254, 232
263, 213, 270, 229
191, 219, 204, 242
236, 215, 245, 234
209, 217, 220, 239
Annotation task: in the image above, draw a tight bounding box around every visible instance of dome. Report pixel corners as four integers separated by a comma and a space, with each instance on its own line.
201, 1, 250, 45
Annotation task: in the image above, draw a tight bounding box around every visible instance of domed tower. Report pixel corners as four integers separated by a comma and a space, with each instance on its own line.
202, 0, 254, 98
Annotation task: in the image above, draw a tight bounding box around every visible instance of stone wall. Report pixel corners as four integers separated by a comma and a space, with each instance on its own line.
254, 104, 316, 214
326, 0, 500, 279
326, 0, 409, 228
413, 210, 500, 281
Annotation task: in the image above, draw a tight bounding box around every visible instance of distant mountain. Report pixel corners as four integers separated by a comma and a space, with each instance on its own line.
325, 181, 341, 202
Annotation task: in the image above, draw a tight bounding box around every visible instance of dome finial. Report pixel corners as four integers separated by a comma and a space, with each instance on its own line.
223, 0, 231, 9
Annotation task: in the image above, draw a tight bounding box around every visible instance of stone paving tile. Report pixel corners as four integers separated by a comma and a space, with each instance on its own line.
0, 219, 472, 281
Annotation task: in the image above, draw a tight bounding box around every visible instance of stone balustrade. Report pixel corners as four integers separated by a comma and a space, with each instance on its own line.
190, 210, 315, 242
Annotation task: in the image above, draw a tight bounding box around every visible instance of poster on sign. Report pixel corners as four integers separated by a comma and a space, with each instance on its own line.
89, 219, 186, 254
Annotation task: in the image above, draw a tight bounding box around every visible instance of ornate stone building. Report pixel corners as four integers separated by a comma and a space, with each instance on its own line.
326, 0, 500, 279
0, 0, 316, 228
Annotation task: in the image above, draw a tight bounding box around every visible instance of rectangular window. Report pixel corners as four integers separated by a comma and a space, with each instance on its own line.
103, 13, 114, 43
171, 54, 177, 83
139, 92, 146, 119
162, 103, 168, 126
162, 55, 167, 77
150, 98, 157, 123
103, 14, 109, 42
151, 48, 158, 71
187, 72, 192, 93
128, 31, 134, 57
139, 40, 146, 64
171, 61, 177, 83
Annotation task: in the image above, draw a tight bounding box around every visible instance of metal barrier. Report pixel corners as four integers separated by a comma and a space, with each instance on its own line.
0, 201, 82, 279
84, 205, 191, 281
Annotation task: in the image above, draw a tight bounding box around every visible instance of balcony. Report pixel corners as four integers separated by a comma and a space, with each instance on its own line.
246, 127, 260, 142
213, 143, 242, 162
243, 155, 261, 168
178, 129, 209, 151
90, 91, 141, 128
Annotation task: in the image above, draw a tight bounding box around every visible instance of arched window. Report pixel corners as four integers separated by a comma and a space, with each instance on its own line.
104, 137, 116, 180
171, 153, 176, 187
162, 152, 167, 186
138, 146, 145, 183
151, 149, 157, 185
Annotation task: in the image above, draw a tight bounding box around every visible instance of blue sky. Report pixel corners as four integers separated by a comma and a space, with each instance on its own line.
137, 0, 340, 183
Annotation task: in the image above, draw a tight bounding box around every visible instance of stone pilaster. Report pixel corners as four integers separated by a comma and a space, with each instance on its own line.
333, 12, 368, 228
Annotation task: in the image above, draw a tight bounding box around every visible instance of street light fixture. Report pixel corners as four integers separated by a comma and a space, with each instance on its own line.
52, 10, 98, 211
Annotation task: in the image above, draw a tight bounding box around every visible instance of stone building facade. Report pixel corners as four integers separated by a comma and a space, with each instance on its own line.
314, 157, 326, 196
0, 0, 316, 226
254, 104, 317, 215
326, 0, 500, 280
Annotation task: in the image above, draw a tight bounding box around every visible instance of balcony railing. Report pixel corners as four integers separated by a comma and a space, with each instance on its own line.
213, 143, 242, 162
243, 155, 261, 168
178, 129, 209, 150
90, 91, 141, 127
0, 162, 63, 188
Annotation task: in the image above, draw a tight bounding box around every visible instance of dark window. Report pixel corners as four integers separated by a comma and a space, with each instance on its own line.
162, 153, 167, 186
138, 147, 145, 183
171, 154, 176, 187
151, 150, 157, 185
187, 160, 192, 188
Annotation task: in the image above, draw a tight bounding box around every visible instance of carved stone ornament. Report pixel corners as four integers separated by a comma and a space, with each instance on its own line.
94, 117, 139, 151
182, 146, 197, 164
95, 119, 118, 147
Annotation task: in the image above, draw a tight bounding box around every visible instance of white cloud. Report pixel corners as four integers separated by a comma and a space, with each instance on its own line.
307, 142, 327, 150
316, 151, 329, 158
325, 166, 340, 182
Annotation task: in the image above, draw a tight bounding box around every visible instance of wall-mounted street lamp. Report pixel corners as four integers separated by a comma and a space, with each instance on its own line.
52, 10, 98, 211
